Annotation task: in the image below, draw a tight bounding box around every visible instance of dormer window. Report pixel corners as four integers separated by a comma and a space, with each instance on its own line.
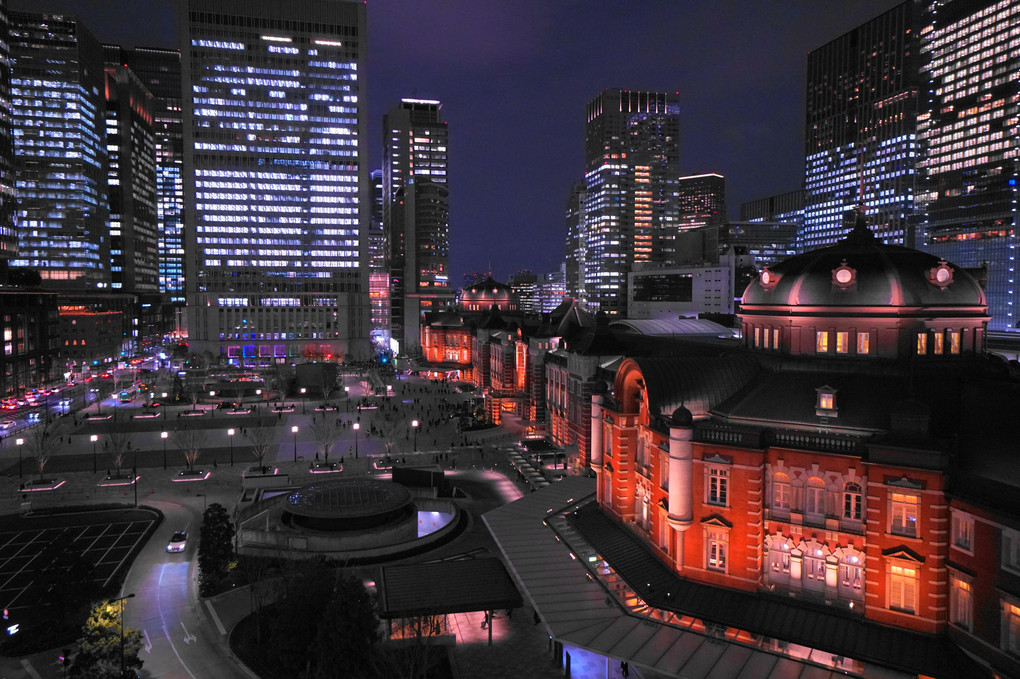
916, 332, 928, 355
816, 386, 838, 417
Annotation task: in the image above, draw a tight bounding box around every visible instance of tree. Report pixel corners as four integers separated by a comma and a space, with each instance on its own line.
309, 416, 341, 463
374, 417, 400, 459
106, 430, 132, 476
173, 426, 207, 471
247, 417, 275, 471
25, 420, 62, 482
310, 572, 383, 679
69, 600, 143, 679
385, 610, 446, 679
262, 557, 336, 674
198, 502, 234, 596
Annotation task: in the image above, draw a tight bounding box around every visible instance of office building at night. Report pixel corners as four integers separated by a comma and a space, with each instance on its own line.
740, 188, 804, 227
120, 47, 185, 309
579, 89, 681, 316
563, 182, 586, 304
0, 3, 14, 271
383, 98, 451, 352
179, 0, 370, 364
803, 1, 920, 251
917, 0, 1020, 333
367, 168, 389, 343
677, 172, 726, 232
9, 12, 109, 290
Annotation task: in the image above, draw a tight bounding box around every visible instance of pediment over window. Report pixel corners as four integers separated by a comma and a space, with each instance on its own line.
882, 545, 925, 563
885, 475, 924, 490
703, 453, 731, 465
701, 513, 733, 528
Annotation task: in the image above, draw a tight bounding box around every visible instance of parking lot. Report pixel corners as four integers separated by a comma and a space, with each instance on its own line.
0, 507, 159, 626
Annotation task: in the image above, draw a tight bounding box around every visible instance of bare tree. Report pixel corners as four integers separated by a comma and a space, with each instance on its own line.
385, 610, 446, 679
248, 417, 275, 472
173, 426, 208, 471
375, 417, 400, 459
107, 430, 132, 476
318, 367, 335, 406
26, 420, 62, 482
309, 417, 341, 463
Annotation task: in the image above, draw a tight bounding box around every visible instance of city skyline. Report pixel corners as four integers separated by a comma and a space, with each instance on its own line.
7, 0, 903, 286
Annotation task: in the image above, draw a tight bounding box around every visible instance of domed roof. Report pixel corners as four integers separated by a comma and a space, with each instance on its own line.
461, 276, 513, 302
741, 210, 986, 310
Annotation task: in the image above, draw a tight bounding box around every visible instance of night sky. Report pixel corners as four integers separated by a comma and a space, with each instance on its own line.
10, 0, 902, 287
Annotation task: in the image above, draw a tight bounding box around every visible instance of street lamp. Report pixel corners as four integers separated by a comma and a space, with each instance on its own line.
161, 392, 168, 420
352, 422, 359, 459
15, 438, 23, 480
110, 593, 135, 678
291, 425, 299, 463
411, 419, 419, 452
161, 431, 168, 470
300, 387, 307, 414
344, 385, 350, 413
228, 428, 235, 466
92, 388, 101, 415
90, 434, 99, 474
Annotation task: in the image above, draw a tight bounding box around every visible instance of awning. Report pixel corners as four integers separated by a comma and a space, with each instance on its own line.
378, 558, 523, 618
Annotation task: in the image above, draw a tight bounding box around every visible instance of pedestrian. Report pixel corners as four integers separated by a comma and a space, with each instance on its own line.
480, 612, 488, 629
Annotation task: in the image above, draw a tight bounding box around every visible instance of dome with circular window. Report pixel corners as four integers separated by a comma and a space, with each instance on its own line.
458, 276, 518, 312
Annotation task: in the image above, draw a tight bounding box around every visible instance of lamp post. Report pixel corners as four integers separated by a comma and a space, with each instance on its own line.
352, 422, 359, 459
291, 425, 299, 463
15, 438, 23, 479
209, 390, 216, 418
111, 593, 135, 678
300, 388, 306, 414
344, 385, 350, 413
161, 431, 168, 470
161, 392, 168, 420
132, 450, 138, 508
92, 388, 101, 415
411, 419, 419, 452
227, 428, 235, 467
90, 434, 98, 474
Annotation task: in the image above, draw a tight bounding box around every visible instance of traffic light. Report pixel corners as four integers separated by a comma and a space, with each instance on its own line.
59, 649, 70, 664
2, 608, 6, 620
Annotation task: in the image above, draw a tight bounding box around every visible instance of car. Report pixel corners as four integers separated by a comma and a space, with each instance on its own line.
0, 420, 15, 430
166, 531, 188, 553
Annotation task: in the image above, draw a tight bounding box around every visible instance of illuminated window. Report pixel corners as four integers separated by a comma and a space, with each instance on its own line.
816, 331, 829, 353
933, 332, 944, 355
949, 330, 961, 354
916, 332, 928, 355
1003, 598, 1020, 655
706, 467, 728, 506
952, 511, 974, 553
818, 393, 834, 410
805, 477, 826, 517
772, 473, 791, 511
836, 331, 849, 354
950, 575, 972, 631
839, 553, 864, 602
890, 492, 919, 538
843, 482, 863, 521
754, 327, 760, 348
706, 529, 728, 572
857, 332, 870, 354
771, 328, 780, 349
889, 564, 918, 613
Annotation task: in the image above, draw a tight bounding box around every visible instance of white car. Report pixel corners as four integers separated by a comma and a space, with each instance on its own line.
0, 420, 15, 430
166, 531, 188, 553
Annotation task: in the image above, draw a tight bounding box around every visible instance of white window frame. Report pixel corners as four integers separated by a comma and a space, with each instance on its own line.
951, 510, 974, 554
843, 482, 863, 521
706, 528, 728, 573
1002, 595, 1020, 656
856, 331, 870, 355
816, 330, 829, 353
836, 331, 849, 354
890, 492, 919, 538
773, 473, 791, 511
805, 477, 826, 517
838, 552, 864, 602
888, 563, 918, 614
706, 466, 729, 507
949, 572, 972, 632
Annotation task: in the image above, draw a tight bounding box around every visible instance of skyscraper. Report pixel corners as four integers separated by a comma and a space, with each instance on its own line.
677, 172, 726, 232
740, 189, 804, 226
803, 1, 920, 251
563, 182, 585, 302
367, 168, 389, 342
581, 89, 681, 316
103, 46, 159, 295
918, 0, 1020, 333
0, 3, 15, 272
180, 0, 369, 364
9, 12, 109, 290
121, 47, 185, 306
382, 98, 451, 351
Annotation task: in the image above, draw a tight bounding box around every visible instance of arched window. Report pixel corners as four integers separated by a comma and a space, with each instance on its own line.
839, 552, 864, 602
843, 482, 863, 521
768, 540, 792, 587
772, 472, 791, 511
805, 477, 826, 517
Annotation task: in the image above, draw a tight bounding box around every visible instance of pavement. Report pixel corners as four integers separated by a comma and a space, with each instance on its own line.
0, 373, 609, 679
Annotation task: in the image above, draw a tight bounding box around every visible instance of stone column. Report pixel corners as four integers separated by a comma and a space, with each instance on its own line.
590, 393, 603, 472
667, 419, 694, 570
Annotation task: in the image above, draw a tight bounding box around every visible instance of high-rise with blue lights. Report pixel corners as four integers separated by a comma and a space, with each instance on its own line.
180, 0, 369, 364
918, 0, 1020, 333
9, 12, 109, 290
0, 2, 15, 272
383, 98, 451, 352
802, 1, 920, 251
581, 89, 681, 316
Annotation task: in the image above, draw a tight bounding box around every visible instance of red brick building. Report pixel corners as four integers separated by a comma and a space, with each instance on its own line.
592, 211, 1016, 677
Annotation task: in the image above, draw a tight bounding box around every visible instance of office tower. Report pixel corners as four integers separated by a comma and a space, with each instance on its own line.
180, 0, 369, 364
581, 89, 681, 316
121, 47, 185, 305
0, 2, 14, 273
367, 168, 389, 342
9, 12, 109, 290
382, 98, 451, 351
677, 173, 726, 231
740, 189, 804, 225
803, 1, 920, 251
918, 0, 1020, 333
563, 183, 585, 302
508, 270, 539, 314
102, 46, 159, 295
538, 266, 567, 313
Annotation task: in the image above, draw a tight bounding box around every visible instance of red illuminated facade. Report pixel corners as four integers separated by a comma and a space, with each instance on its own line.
592, 211, 1020, 677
